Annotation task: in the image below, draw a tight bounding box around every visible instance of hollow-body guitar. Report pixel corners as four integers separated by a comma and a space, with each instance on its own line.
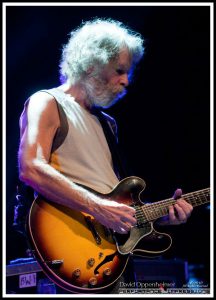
27, 176, 210, 293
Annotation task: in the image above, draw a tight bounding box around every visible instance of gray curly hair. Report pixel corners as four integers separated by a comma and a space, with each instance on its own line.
59, 18, 144, 84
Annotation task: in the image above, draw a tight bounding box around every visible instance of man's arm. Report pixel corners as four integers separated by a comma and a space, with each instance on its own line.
18, 92, 136, 234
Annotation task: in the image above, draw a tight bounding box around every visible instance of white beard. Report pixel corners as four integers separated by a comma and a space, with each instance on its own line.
83, 76, 127, 108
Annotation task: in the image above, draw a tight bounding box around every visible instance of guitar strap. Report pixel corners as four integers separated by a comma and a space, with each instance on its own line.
91, 107, 130, 180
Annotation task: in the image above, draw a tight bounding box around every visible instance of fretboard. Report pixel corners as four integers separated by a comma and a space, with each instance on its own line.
141, 188, 210, 222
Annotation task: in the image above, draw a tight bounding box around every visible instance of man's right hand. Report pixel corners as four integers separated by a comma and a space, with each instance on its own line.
92, 198, 137, 234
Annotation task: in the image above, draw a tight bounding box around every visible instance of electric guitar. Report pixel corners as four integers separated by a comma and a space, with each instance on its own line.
27, 176, 210, 293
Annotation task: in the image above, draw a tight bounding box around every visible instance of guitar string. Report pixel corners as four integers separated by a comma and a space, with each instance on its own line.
132, 189, 210, 223
134, 205, 147, 224
138, 189, 210, 222
142, 189, 210, 210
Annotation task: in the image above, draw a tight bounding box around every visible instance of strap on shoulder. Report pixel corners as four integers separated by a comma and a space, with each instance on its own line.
91, 107, 128, 180
51, 100, 69, 153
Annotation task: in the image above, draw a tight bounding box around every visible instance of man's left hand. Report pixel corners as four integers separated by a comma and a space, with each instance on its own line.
168, 188, 193, 225
157, 188, 193, 226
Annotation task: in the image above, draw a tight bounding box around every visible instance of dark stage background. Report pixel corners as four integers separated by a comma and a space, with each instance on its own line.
6, 5, 211, 286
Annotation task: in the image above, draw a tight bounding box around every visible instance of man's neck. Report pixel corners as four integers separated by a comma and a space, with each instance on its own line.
58, 82, 92, 111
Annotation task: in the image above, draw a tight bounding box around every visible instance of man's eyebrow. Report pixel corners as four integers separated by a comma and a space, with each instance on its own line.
117, 64, 131, 71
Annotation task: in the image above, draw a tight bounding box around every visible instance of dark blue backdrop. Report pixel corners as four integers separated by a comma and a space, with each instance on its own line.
6, 4, 211, 285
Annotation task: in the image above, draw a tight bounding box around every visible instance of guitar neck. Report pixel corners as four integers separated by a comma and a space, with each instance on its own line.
141, 188, 210, 222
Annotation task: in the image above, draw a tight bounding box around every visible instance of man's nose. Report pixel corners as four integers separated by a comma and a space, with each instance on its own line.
120, 73, 129, 87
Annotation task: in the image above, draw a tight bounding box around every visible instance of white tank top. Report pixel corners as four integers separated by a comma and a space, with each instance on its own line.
42, 88, 120, 194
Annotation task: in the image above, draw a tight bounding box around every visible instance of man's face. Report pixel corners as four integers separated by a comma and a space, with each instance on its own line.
86, 48, 132, 108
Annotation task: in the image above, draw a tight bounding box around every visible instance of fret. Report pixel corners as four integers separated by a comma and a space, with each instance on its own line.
134, 205, 148, 225
140, 188, 210, 222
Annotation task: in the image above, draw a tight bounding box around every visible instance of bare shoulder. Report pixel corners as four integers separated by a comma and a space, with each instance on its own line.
27, 91, 60, 126
28, 91, 57, 111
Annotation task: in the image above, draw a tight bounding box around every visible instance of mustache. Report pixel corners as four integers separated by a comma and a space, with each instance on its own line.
116, 88, 127, 98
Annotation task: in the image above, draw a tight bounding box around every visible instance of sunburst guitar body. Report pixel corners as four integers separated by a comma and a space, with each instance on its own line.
27, 176, 210, 293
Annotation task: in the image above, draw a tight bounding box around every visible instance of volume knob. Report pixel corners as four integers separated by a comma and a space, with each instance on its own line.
87, 258, 95, 267
103, 267, 112, 276
89, 277, 97, 286
72, 268, 81, 278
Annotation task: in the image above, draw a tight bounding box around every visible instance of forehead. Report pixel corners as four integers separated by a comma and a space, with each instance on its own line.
115, 48, 132, 69
101, 48, 132, 75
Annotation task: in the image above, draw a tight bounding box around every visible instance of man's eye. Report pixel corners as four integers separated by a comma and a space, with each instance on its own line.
116, 69, 125, 75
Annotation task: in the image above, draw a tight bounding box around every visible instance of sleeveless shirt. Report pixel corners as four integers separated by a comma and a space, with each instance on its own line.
36, 88, 120, 194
